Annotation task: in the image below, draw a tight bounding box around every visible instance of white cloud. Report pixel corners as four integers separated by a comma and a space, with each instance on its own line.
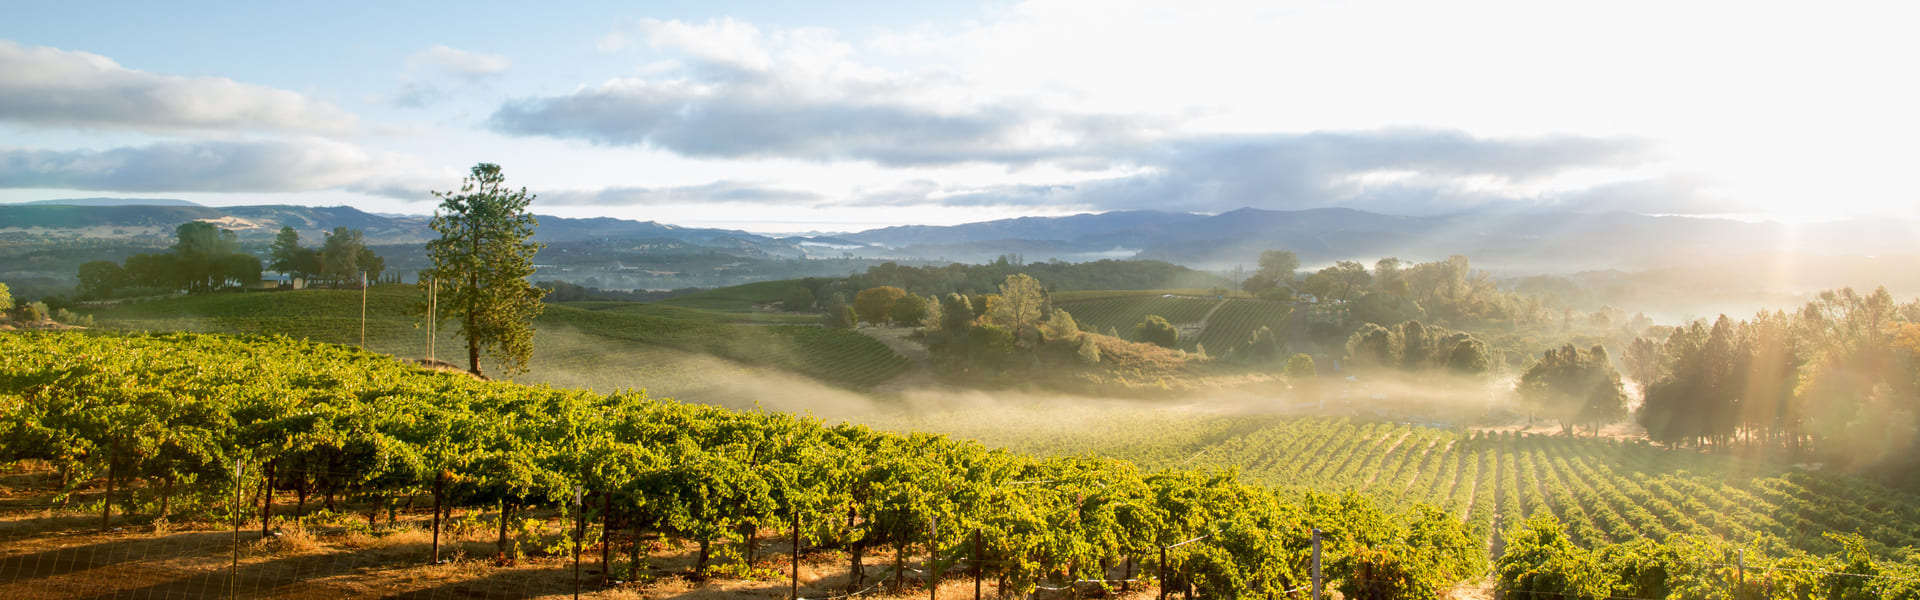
0, 40, 358, 135
0, 138, 446, 199
637, 18, 776, 73
406, 45, 511, 78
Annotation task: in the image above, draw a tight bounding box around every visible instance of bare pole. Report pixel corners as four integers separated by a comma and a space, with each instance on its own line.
431, 471, 444, 564
360, 270, 368, 350
231, 459, 243, 600
601, 491, 612, 587
1311, 529, 1322, 600
428, 277, 437, 361
929, 515, 939, 600
973, 529, 983, 600
574, 486, 584, 600
792, 509, 801, 600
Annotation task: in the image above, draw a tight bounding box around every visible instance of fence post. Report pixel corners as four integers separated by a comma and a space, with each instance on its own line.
1311, 529, 1322, 600
792, 509, 801, 600
601, 491, 612, 586
973, 529, 983, 600
430, 471, 445, 564
574, 486, 584, 600
231, 459, 243, 600
261, 461, 275, 538
103, 442, 114, 530
1159, 544, 1168, 600
1736, 548, 1744, 599
929, 515, 940, 600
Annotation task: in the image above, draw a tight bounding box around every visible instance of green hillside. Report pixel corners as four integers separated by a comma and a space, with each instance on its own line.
76, 286, 905, 392
654, 279, 799, 312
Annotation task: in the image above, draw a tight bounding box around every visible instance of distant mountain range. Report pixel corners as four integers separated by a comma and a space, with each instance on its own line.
5, 199, 1915, 275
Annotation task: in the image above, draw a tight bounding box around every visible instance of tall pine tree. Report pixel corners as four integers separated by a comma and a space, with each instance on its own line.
424, 163, 548, 377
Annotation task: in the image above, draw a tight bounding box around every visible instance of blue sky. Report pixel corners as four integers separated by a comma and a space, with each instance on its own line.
4, 1, 1917, 232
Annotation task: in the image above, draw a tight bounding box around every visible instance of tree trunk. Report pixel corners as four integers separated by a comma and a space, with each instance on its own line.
497, 501, 514, 557
629, 519, 642, 582
848, 506, 864, 593
696, 538, 712, 577
893, 539, 906, 593
160, 476, 173, 519
262, 461, 276, 538
466, 273, 482, 377
295, 472, 308, 520
740, 522, 758, 567
101, 456, 114, 531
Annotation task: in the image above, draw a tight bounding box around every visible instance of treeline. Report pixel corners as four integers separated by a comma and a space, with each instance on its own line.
0, 331, 1480, 598
266, 226, 386, 286
535, 280, 703, 303
75, 222, 262, 298
1345, 319, 1494, 377
72, 223, 390, 299
792, 257, 1223, 306
1621, 287, 1920, 475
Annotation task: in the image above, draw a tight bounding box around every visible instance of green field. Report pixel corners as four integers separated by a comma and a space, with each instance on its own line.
894, 408, 1920, 559
76, 286, 906, 395
654, 278, 800, 312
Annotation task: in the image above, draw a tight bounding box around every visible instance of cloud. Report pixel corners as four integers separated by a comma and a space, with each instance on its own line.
0, 40, 358, 135
406, 45, 511, 78
503, 17, 1698, 216
826, 130, 1663, 214
539, 180, 823, 207
493, 18, 1159, 167
0, 138, 441, 199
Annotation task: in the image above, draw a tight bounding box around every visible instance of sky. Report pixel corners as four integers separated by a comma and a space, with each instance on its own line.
2, 0, 1916, 233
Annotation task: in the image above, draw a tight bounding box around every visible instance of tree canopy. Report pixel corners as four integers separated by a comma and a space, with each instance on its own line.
424, 163, 548, 377
1518, 344, 1627, 435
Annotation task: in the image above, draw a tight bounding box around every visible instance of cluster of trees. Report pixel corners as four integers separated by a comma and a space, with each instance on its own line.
1517, 344, 1628, 435
847, 286, 931, 327
2, 331, 1483, 599
1346, 320, 1494, 377
919, 274, 1104, 380
267, 226, 386, 285
1624, 287, 1920, 473
1244, 251, 1588, 335
76, 222, 262, 298
802, 258, 1222, 305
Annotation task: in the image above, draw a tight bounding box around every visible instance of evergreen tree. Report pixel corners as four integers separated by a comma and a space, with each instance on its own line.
423, 163, 548, 377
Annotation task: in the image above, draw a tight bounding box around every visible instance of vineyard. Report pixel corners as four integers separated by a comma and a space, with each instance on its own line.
75, 287, 908, 390
1056, 296, 1293, 354
1, 331, 1480, 599
901, 409, 1920, 560
1190, 301, 1294, 354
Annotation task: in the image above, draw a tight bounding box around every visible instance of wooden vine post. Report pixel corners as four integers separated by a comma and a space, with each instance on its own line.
791, 509, 801, 600
430, 471, 445, 564
973, 529, 984, 600
601, 491, 612, 586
